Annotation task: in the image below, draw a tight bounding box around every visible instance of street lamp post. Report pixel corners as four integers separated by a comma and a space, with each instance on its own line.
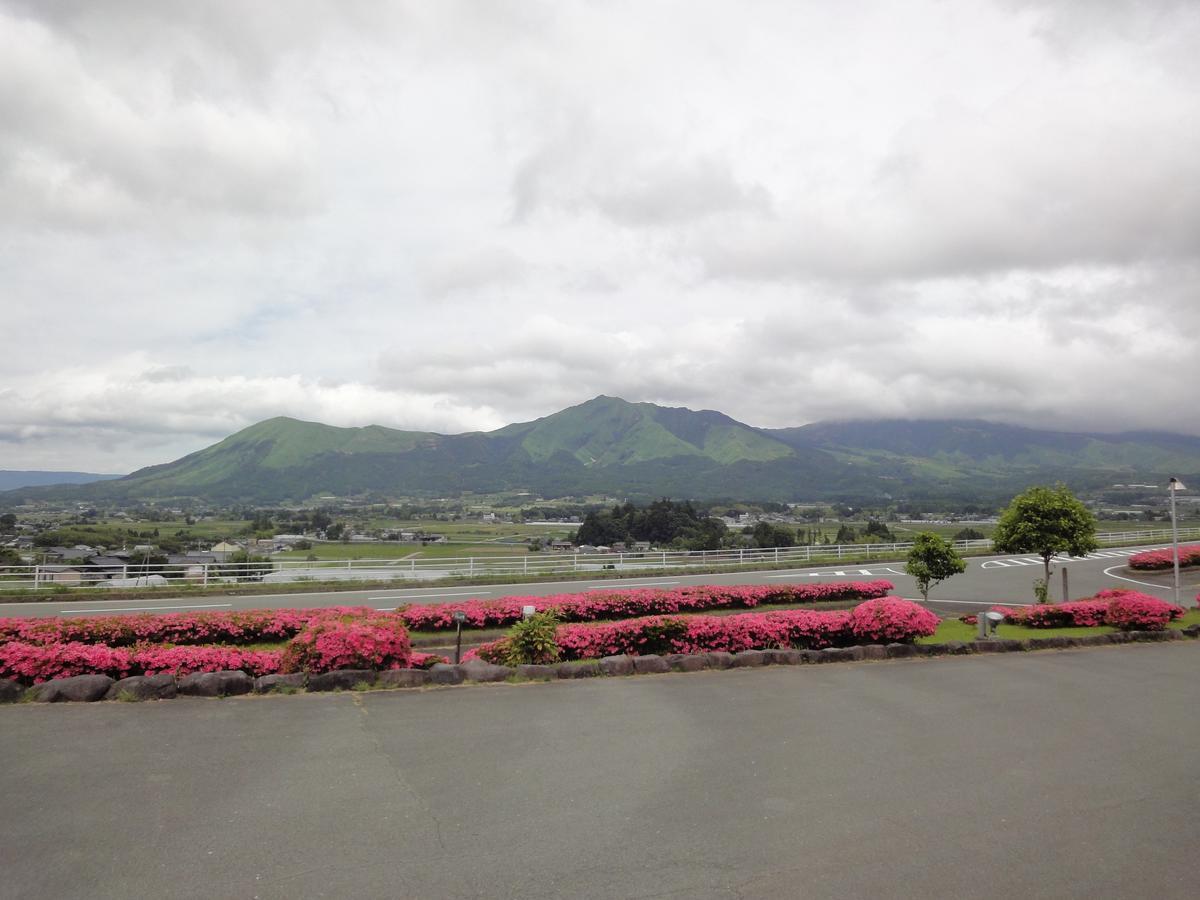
1168, 478, 1186, 609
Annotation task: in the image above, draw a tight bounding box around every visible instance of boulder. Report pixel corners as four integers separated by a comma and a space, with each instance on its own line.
177, 670, 253, 698
632, 655, 670, 674
35, 674, 115, 703
943, 641, 972, 655
428, 663, 465, 685
307, 669, 376, 692
1026, 637, 1071, 650
557, 661, 601, 678
253, 673, 307, 693
514, 664, 555, 680
377, 669, 430, 688
970, 639, 1024, 654
462, 661, 512, 683
1182, 624, 1200, 638
818, 647, 854, 663
767, 649, 805, 665
598, 655, 635, 676
664, 654, 707, 672
731, 650, 766, 668
705, 652, 735, 669
797, 650, 823, 664
861, 645, 888, 660
105, 674, 177, 701
0, 678, 24, 703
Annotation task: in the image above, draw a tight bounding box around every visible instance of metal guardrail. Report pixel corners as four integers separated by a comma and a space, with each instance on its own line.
2, 527, 1198, 592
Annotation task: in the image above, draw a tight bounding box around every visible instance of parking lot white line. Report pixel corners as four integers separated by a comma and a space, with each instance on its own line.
1101, 566, 1173, 592
586, 580, 679, 589
367, 591, 492, 601
58, 603, 234, 614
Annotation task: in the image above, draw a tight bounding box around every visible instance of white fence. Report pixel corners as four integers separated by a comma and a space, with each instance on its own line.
3, 526, 1198, 593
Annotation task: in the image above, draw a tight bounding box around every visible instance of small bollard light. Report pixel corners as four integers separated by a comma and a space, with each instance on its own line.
977, 610, 1004, 640
522, 605, 536, 620
453, 610, 467, 664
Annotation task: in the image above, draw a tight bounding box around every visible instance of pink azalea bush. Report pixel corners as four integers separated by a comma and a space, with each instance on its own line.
1101, 591, 1183, 631
132, 645, 283, 677
471, 597, 935, 662
280, 614, 412, 674
0, 607, 424, 684
1000, 601, 1109, 628
0, 606, 376, 647
993, 590, 1183, 630
0, 640, 135, 684
1129, 545, 1200, 571
847, 598, 941, 643
397, 581, 894, 631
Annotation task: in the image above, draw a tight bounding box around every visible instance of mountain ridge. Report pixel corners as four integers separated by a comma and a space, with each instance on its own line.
4, 397, 1199, 505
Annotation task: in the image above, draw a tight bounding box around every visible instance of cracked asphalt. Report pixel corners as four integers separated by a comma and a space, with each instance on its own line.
2, 642, 1199, 899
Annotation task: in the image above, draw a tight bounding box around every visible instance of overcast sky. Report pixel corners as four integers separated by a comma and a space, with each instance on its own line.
3, 0, 1199, 472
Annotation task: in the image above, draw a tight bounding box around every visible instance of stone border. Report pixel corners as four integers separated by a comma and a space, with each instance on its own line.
2, 626, 1197, 704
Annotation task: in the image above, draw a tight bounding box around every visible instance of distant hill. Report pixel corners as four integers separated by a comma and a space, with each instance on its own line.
3, 398, 1199, 505
0, 470, 124, 491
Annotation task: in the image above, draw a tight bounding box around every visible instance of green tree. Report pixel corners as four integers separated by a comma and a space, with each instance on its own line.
0, 513, 18, 529
991, 484, 1098, 599
904, 532, 966, 601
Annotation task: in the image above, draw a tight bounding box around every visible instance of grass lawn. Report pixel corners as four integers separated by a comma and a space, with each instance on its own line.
919, 608, 1200, 644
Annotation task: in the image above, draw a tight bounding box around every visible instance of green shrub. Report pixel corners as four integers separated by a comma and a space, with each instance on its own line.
501, 612, 561, 666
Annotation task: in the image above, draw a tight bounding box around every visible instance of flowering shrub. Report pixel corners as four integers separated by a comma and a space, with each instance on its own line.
132, 645, 283, 677
847, 598, 940, 643
396, 581, 894, 631
0, 640, 134, 684
1101, 591, 1183, 631
993, 590, 1183, 630
280, 615, 412, 674
475, 597, 933, 662
1128, 545, 1200, 571
0, 606, 377, 648
1000, 601, 1109, 628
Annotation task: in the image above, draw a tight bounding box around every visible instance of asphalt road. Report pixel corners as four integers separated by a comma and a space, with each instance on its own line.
2, 545, 1196, 620
2, 643, 1198, 899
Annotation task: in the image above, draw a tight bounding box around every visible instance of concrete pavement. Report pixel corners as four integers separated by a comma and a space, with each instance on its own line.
2, 642, 1198, 899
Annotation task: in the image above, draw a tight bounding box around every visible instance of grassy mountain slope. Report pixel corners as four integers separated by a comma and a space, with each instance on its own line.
5, 403, 1200, 505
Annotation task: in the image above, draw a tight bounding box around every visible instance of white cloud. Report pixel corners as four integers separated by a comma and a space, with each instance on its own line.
2, 0, 1199, 471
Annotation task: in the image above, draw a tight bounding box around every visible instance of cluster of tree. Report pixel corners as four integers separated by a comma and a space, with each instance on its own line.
572, 499, 729, 551
833, 519, 895, 544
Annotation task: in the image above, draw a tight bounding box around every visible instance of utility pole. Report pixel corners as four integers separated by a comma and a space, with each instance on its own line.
1169, 478, 1186, 608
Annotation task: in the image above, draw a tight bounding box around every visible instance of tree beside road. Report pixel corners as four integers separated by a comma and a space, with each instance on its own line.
904, 532, 967, 601
992, 484, 1098, 601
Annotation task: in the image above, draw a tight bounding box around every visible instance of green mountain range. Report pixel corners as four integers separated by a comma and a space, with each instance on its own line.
4, 396, 1200, 505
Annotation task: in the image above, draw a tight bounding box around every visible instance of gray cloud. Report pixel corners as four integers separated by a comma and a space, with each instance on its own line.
2, 0, 1199, 471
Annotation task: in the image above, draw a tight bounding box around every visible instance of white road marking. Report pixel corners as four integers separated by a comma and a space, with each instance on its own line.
1101, 566, 1173, 592
367, 590, 492, 601
58, 603, 235, 614
919, 597, 1001, 606
586, 579, 679, 589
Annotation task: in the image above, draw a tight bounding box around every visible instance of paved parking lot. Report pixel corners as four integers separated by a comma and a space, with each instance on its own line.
3, 642, 1198, 899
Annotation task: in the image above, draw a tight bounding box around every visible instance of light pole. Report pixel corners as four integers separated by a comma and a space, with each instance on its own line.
1168, 477, 1186, 608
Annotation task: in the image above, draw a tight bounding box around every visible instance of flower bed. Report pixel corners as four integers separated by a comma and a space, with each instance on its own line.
0, 607, 425, 685
1128, 545, 1200, 571
0, 606, 379, 647
470, 597, 938, 662
990, 590, 1184, 631
397, 581, 894, 631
